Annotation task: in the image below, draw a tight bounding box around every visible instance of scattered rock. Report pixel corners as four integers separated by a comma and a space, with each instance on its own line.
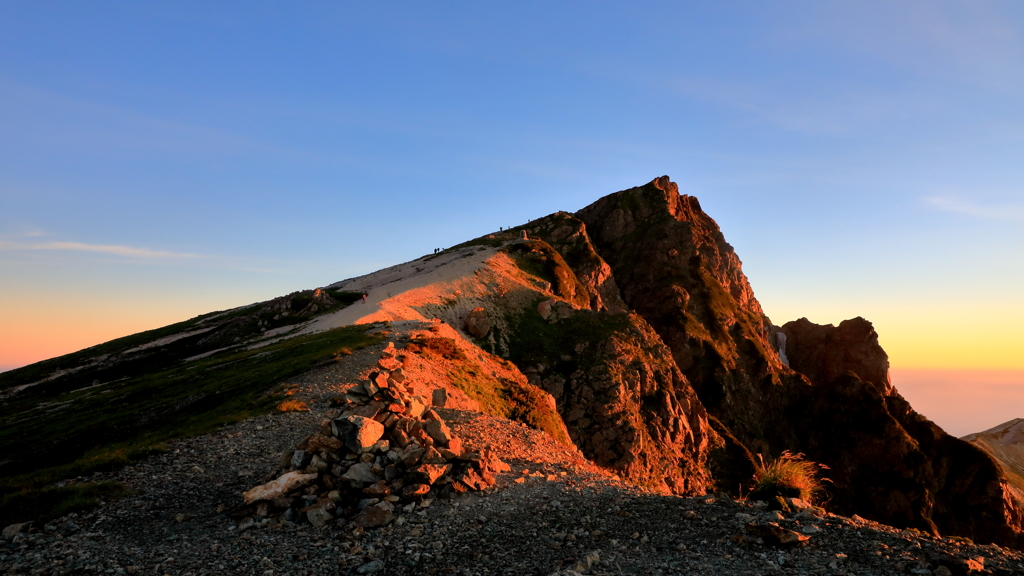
357, 559, 385, 574
242, 470, 318, 504
240, 348, 507, 529
354, 503, 394, 529
306, 507, 333, 528
2, 522, 29, 539
744, 523, 810, 547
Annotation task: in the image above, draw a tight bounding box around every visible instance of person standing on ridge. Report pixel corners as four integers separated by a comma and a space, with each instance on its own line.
362, 294, 367, 304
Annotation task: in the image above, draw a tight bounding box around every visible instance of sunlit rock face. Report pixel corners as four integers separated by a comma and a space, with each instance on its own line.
573, 176, 1024, 548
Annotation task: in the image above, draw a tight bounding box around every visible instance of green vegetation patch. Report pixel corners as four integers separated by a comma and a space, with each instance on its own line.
503, 240, 591, 308
504, 301, 632, 381
406, 337, 572, 446
0, 481, 130, 528
0, 324, 383, 517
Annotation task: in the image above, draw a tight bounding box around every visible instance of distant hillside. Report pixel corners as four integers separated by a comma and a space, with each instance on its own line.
964, 419, 1024, 501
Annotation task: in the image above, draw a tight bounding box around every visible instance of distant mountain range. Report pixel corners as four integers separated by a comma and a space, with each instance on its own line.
2, 176, 1021, 549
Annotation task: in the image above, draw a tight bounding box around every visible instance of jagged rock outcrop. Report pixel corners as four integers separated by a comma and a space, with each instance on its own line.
526, 211, 628, 313
572, 176, 1024, 548
519, 310, 713, 494
778, 317, 892, 393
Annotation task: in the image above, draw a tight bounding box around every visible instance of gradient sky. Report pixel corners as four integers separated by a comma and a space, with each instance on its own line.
1, 1, 1022, 436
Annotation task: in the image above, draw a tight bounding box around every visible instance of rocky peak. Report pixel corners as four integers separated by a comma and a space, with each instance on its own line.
576, 176, 786, 427
575, 176, 1024, 548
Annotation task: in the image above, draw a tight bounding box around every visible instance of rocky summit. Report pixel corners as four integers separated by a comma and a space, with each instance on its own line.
2, 176, 1023, 575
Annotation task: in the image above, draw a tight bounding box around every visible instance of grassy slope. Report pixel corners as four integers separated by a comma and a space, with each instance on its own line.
0, 294, 382, 526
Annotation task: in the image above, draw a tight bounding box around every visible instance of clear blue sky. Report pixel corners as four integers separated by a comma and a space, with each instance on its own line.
2, 2, 1023, 433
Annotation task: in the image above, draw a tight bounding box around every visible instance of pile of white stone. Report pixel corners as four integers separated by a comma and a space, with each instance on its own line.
241, 342, 508, 529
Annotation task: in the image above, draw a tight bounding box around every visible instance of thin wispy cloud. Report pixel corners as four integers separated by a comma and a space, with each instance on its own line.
0, 230, 47, 239
0, 240, 202, 259
0, 236, 293, 273
924, 196, 1024, 221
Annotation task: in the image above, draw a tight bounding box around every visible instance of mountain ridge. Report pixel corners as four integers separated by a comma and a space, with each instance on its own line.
2, 176, 1022, 556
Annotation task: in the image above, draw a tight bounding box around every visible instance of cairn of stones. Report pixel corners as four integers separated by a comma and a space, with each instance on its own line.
241, 342, 508, 530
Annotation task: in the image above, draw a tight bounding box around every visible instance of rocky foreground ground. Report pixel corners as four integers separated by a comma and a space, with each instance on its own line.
4, 336, 1024, 576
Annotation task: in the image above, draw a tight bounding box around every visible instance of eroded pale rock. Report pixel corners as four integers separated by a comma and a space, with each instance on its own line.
243, 471, 318, 504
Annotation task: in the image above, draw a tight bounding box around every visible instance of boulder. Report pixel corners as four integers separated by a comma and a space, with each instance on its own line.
306, 433, 342, 452
341, 462, 381, 484
402, 483, 431, 498
411, 463, 451, 484
464, 307, 490, 338
306, 507, 334, 528
354, 503, 394, 528
424, 419, 453, 447
290, 450, 311, 469
431, 388, 448, 408
342, 416, 385, 452
390, 367, 407, 383
744, 523, 810, 547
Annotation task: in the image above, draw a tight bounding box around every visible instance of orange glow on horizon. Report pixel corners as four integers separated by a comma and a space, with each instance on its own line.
0, 294, 224, 372
891, 368, 1024, 437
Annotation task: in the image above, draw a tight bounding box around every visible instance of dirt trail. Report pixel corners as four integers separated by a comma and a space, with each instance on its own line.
301, 245, 502, 331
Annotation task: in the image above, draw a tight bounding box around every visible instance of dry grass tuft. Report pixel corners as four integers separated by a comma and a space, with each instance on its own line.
277, 400, 310, 412
749, 451, 828, 503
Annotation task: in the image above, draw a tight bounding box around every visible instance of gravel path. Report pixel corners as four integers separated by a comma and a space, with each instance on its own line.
4, 328, 1024, 575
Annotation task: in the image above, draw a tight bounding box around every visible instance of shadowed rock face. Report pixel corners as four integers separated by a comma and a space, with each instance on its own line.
781, 317, 1024, 547
778, 317, 893, 393
572, 176, 1024, 548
